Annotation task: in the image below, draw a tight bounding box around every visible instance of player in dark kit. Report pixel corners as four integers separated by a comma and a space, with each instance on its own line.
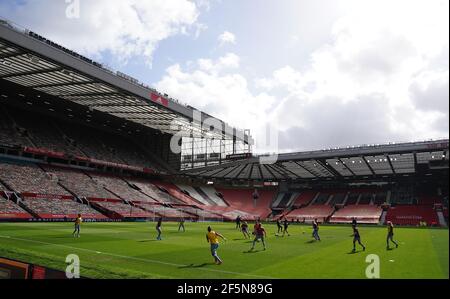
178, 217, 185, 232
386, 221, 399, 249
282, 218, 290, 236
276, 219, 283, 235
156, 217, 163, 240
312, 218, 321, 241
235, 215, 241, 230
351, 225, 365, 252
241, 221, 251, 239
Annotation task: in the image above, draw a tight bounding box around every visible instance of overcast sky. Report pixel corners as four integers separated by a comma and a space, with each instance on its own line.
1, 0, 448, 153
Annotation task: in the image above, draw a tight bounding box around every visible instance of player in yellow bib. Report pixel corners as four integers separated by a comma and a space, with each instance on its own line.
206, 226, 226, 265
73, 214, 82, 238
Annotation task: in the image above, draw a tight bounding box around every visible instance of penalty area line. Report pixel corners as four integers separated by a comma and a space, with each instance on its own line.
0, 235, 273, 279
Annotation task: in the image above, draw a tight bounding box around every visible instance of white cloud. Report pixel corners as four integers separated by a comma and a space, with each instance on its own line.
155, 53, 278, 152
156, 0, 449, 153
0, 0, 202, 65
218, 31, 236, 46
256, 0, 449, 150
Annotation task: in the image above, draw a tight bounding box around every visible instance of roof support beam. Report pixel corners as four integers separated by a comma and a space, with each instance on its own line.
338, 158, 356, 176
293, 161, 317, 178
248, 164, 254, 180
0, 67, 62, 79
272, 163, 301, 179
386, 154, 396, 175
0, 51, 24, 60
317, 159, 340, 177
31, 80, 95, 89
63, 91, 121, 98
361, 156, 376, 176
267, 164, 291, 180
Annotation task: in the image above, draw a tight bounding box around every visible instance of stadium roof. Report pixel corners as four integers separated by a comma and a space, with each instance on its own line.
181, 139, 449, 181
0, 20, 251, 143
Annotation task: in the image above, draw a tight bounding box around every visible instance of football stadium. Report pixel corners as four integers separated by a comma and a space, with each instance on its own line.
0, 3, 449, 283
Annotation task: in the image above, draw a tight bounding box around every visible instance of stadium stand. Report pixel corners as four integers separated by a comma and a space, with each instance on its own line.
20, 196, 105, 219
136, 203, 192, 219
149, 181, 188, 204
358, 193, 373, 205
90, 173, 153, 202
292, 191, 317, 207
330, 205, 382, 224
0, 194, 31, 219
150, 182, 202, 206
0, 162, 70, 195
272, 192, 299, 209
385, 205, 439, 226
373, 192, 387, 205
42, 165, 118, 199
312, 193, 331, 205
90, 200, 152, 218
175, 184, 214, 205
327, 192, 347, 206
0, 106, 33, 147
215, 188, 275, 219
284, 205, 335, 222
345, 193, 359, 205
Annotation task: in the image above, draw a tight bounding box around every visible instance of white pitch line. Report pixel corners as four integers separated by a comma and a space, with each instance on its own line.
0, 235, 273, 279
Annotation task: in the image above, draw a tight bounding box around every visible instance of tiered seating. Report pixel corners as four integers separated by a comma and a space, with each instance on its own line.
373, 192, 387, 205
417, 196, 442, 205
358, 193, 373, 204
91, 174, 152, 202
385, 205, 439, 226
312, 193, 330, 205
151, 182, 200, 205
0, 198, 31, 219
172, 205, 221, 219
293, 191, 317, 206
148, 182, 186, 204
216, 188, 275, 219
60, 123, 154, 168
272, 192, 297, 208
346, 193, 359, 205
0, 181, 8, 191
0, 162, 69, 195
126, 180, 161, 203
390, 190, 414, 204
284, 205, 334, 222
137, 203, 191, 218
330, 205, 382, 224
327, 192, 346, 206
21, 197, 105, 218
175, 184, 214, 205
92, 201, 152, 218
199, 186, 228, 206
12, 110, 82, 155
0, 106, 32, 147
42, 166, 117, 199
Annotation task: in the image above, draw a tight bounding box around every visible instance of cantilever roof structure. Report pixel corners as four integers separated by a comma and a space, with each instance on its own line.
0, 20, 251, 143
181, 140, 449, 181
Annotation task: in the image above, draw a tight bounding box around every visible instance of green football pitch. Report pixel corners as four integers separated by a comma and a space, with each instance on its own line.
0, 222, 448, 279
